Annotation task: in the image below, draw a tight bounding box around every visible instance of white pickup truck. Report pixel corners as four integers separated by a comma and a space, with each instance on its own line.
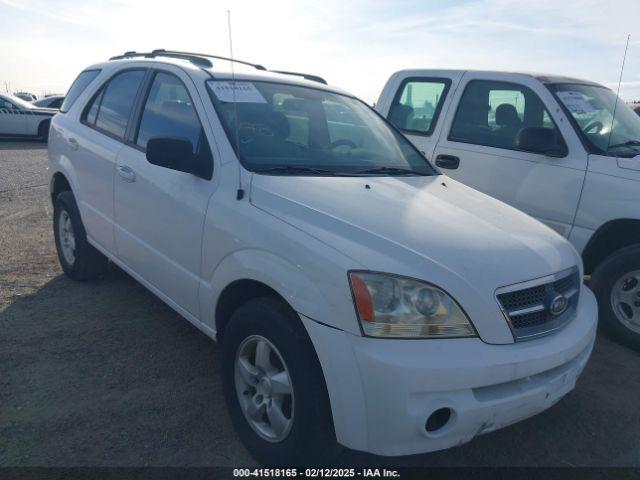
377, 70, 640, 349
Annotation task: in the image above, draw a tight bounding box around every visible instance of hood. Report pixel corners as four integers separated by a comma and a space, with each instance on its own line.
250, 174, 580, 343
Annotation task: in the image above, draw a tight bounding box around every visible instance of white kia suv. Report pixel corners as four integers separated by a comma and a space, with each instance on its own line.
48, 51, 598, 464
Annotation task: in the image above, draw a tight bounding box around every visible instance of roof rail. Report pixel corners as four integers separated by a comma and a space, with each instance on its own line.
109, 50, 213, 67
109, 49, 327, 84
270, 70, 327, 85
152, 49, 267, 71
109, 49, 266, 70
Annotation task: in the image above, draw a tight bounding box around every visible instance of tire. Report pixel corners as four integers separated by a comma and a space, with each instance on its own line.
221, 296, 338, 466
590, 244, 640, 350
38, 120, 50, 142
53, 191, 108, 281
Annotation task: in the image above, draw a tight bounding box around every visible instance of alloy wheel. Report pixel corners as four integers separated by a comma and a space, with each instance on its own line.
234, 335, 295, 442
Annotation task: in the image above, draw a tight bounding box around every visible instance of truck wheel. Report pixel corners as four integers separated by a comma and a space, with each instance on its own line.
53, 191, 108, 281
221, 296, 337, 466
590, 244, 640, 350
38, 120, 50, 142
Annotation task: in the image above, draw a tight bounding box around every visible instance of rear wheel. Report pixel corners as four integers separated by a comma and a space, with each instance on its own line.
590, 244, 640, 350
53, 191, 107, 280
221, 296, 337, 465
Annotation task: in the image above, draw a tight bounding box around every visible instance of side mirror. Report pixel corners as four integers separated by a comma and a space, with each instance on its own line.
515, 127, 566, 157
146, 136, 210, 179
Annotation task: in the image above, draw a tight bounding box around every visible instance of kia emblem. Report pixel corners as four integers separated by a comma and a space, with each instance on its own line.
549, 294, 569, 316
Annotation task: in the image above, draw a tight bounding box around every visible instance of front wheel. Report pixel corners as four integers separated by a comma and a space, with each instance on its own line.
221, 296, 337, 465
590, 244, 640, 350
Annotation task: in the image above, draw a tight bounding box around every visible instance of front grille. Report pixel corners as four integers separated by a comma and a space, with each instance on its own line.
496, 267, 580, 341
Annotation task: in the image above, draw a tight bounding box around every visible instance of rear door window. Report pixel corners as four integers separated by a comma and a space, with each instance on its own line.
82, 70, 145, 139
387, 78, 451, 135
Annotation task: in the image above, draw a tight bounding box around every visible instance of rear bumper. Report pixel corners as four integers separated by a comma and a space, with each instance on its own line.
302, 286, 598, 456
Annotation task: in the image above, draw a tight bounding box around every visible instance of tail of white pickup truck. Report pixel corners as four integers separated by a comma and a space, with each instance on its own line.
376, 69, 640, 350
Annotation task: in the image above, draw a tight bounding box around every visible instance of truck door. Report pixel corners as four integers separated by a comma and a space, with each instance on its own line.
430, 72, 587, 238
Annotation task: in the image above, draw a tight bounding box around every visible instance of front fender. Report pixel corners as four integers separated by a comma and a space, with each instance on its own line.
199, 248, 360, 336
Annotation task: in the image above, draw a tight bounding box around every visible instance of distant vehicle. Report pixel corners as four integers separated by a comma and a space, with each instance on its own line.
0, 93, 56, 140
13, 92, 38, 102
377, 69, 640, 349
33, 95, 65, 109
47, 51, 596, 464
631, 104, 640, 117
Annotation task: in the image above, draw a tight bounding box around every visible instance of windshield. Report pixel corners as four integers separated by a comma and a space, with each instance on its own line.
206, 80, 435, 176
550, 83, 640, 157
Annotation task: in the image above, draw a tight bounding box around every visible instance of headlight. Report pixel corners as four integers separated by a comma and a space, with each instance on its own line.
348, 271, 476, 338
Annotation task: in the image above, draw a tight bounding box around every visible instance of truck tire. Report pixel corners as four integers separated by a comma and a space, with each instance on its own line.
590, 244, 640, 350
221, 296, 338, 466
53, 191, 108, 280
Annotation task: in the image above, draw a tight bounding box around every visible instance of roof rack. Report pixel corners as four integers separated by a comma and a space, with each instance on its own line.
109, 49, 265, 70
270, 70, 327, 85
108, 49, 327, 84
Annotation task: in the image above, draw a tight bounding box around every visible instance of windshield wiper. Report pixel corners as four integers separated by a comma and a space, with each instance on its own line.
607, 140, 640, 150
254, 165, 336, 176
353, 166, 429, 176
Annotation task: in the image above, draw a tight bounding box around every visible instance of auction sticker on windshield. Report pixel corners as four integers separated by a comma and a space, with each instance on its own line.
556, 91, 597, 115
210, 81, 267, 103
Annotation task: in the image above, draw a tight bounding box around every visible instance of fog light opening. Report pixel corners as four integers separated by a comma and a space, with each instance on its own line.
425, 407, 452, 434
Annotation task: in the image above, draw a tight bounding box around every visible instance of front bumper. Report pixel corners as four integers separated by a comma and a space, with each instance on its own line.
301, 286, 598, 456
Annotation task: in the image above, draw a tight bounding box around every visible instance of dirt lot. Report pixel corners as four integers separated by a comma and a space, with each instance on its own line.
1, 141, 639, 467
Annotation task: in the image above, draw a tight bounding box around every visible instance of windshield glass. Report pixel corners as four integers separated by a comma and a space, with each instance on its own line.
550, 83, 640, 157
206, 80, 435, 176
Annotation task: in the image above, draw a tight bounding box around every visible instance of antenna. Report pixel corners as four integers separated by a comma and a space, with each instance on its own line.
227, 10, 245, 201
606, 34, 631, 153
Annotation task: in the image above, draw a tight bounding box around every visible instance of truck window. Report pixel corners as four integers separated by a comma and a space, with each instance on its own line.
449, 80, 564, 154
387, 78, 451, 135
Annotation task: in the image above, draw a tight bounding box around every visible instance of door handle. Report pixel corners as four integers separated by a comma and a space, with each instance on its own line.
68, 137, 79, 151
117, 165, 136, 183
435, 154, 460, 170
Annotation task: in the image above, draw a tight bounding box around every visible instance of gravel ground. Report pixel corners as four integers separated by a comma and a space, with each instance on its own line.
1, 141, 639, 467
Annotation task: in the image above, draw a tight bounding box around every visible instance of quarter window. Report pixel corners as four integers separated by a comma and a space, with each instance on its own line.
449, 80, 565, 154
388, 78, 450, 135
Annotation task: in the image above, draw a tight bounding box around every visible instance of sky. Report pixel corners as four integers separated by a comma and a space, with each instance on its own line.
1, 0, 640, 104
